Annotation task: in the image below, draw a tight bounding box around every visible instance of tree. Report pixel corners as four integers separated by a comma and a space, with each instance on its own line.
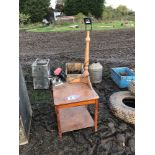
102, 6, 113, 20
56, 0, 64, 5
64, 0, 105, 19
55, 4, 64, 13
55, 0, 64, 12
64, 0, 82, 16
19, 0, 50, 22
102, 5, 133, 20
116, 5, 129, 16
44, 7, 54, 23
19, 13, 31, 25
89, 0, 105, 18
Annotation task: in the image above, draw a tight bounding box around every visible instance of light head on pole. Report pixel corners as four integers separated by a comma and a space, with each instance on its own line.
84, 17, 92, 31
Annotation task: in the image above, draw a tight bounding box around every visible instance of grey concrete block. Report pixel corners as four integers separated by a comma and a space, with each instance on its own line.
32, 58, 50, 77
32, 58, 51, 89
33, 77, 50, 89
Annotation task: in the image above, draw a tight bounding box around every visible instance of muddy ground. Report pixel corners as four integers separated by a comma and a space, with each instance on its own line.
19, 29, 135, 155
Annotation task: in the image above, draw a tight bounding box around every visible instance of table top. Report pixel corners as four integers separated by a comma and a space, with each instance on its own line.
53, 82, 99, 106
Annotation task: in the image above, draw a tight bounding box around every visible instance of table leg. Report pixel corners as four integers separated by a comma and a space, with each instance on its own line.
94, 99, 98, 132
55, 106, 62, 139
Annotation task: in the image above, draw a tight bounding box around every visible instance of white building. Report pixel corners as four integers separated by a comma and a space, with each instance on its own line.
50, 0, 57, 9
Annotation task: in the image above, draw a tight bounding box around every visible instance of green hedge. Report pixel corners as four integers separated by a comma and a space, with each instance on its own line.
64, 0, 105, 19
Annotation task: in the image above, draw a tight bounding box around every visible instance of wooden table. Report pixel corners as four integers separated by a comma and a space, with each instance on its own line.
52, 82, 99, 138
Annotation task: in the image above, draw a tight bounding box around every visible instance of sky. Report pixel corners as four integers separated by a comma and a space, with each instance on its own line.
50, 0, 135, 11
105, 0, 135, 11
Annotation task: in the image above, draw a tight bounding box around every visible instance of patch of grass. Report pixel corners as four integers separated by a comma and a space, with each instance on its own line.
21, 20, 135, 32
20, 23, 43, 31
31, 90, 51, 102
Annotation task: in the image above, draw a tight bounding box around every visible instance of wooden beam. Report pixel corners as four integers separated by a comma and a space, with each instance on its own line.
83, 31, 90, 77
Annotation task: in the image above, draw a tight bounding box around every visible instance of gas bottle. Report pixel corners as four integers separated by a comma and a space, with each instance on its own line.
89, 62, 103, 83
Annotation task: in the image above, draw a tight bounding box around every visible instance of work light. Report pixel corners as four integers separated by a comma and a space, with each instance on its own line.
84, 17, 92, 30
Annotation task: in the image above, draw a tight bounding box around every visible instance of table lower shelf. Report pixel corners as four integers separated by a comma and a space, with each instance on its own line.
59, 106, 94, 133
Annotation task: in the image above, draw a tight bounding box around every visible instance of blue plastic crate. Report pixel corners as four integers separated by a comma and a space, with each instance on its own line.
111, 67, 135, 88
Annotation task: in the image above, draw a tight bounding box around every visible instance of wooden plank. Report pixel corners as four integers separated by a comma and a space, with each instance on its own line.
56, 99, 96, 109
66, 63, 83, 73
83, 31, 90, 77
94, 99, 98, 132
66, 63, 84, 82
59, 106, 94, 133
